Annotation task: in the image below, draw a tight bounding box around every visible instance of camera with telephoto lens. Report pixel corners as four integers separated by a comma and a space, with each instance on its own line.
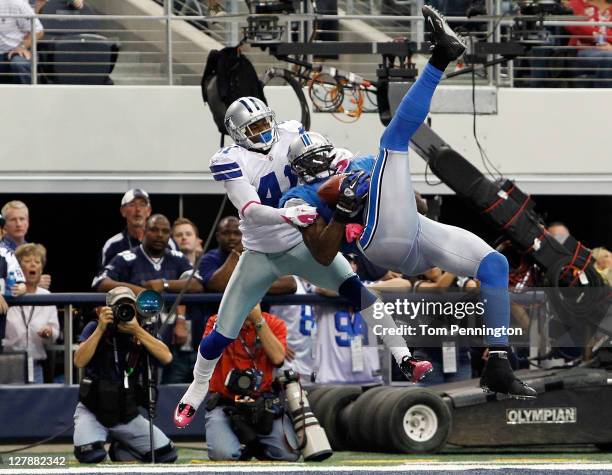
225, 368, 263, 396
276, 369, 332, 462
105, 287, 140, 325
111, 299, 137, 323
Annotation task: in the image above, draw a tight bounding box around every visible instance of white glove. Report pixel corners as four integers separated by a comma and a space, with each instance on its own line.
281, 204, 318, 227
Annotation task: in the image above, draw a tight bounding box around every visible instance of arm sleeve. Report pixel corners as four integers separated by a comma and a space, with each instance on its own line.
79, 321, 98, 342
91, 254, 129, 289
17, 2, 43, 34
224, 179, 287, 225
267, 315, 287, 349
198, 252, 222, 286
46, 306, 60, 343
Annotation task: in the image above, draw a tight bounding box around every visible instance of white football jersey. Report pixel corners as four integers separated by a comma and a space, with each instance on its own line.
314, 304, 382, 385
209, 120, 305, 253
270, 277, 316, 381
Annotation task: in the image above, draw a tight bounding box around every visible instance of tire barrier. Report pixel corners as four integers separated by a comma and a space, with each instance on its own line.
307, 384, 451, 453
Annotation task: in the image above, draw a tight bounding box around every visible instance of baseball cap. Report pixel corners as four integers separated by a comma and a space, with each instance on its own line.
106, 286, 137, 306
121, 188, 150, 207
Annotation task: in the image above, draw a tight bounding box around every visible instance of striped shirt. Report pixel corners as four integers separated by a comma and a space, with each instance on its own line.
0, 0, 43, 53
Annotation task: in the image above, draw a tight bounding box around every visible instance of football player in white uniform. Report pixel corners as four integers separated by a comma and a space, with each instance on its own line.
174, 98, 432, 428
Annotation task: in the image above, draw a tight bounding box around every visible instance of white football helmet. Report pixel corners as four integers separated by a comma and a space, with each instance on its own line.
224, 97, 279, 152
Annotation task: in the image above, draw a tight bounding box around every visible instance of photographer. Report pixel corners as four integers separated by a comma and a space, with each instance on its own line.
203, 304, 300, 461
72, 287, 177, 464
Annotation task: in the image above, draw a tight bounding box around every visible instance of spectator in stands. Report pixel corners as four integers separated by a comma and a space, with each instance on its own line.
2, 244, 58, 383
99, 189, 177, 271
93, 214, 203, 295
203, 303, 299, 461
172, 218, 203, 267
1, 200, 29, 252
0, 0, 44, 84
1, 201, 51, 289
547, 221, 571, 244
592, 246, 612, 285
73, 287, 177, 464
565, 0, 612, 88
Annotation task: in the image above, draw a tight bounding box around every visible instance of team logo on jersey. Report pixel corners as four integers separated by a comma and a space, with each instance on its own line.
506, 407, 576, 425
118, 250, 137, 262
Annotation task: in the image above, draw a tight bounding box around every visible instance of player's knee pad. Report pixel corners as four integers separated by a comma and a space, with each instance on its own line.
74, 441, 107, 464
108, 440, 141, 462
142, 442, 178, 463
199, 329, 234, 360
338, 275, 378, 311
476, 251, 509, 288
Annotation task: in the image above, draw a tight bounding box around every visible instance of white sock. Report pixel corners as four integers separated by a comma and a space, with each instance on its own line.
360, 299, 411, 364
180, 352, 220, 410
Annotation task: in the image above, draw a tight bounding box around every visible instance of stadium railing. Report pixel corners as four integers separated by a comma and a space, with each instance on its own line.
0, 6, 610, 87
2, 291, 547, 386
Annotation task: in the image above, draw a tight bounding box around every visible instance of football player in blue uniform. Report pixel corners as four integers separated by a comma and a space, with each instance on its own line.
280, 10, 536, 400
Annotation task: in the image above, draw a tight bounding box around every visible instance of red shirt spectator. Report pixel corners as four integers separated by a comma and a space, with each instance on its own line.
207, 311, 287, 400
566, 0, 612, 46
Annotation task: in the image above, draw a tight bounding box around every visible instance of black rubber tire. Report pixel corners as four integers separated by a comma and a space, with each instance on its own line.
347, 386, 389, 451
387, 389, 451, 453
307, 385, 342, 418
357, 387, 401, 451
315, 386, 363, 451
372, 387, 409, 450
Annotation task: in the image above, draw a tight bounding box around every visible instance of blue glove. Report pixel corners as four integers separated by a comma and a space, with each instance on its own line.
334, 170, 371, 223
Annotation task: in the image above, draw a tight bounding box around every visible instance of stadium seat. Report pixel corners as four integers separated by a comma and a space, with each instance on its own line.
39, 33, 120, 85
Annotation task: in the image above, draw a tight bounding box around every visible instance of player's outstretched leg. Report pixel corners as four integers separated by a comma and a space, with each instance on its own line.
410, 216, 537, 399
174, 252, 278, 428
476, 253, 537, 399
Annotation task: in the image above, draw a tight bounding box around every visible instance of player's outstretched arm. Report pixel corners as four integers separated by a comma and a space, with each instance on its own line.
225, 180, 316, 227
301, 216, 344, 266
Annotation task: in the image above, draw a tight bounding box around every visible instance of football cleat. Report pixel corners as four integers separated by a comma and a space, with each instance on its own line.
422, 4, 466, 61
173, 402, 196, 429
399, 356, 433, 383
480, 351, 537, 399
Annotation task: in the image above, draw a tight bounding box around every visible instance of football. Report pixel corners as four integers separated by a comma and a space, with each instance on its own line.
317, 174, 345, 205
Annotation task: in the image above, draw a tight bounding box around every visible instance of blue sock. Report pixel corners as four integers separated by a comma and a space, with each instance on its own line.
199, 329, 233, 360
380, 63, 443, 151
476, 252, 510, 347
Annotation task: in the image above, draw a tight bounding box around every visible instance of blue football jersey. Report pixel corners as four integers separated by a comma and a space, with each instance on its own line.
279, 155, 376, 254
92, 245, 199, 289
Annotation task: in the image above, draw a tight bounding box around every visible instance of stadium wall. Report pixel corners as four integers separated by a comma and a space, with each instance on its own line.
0, 85, 610, 195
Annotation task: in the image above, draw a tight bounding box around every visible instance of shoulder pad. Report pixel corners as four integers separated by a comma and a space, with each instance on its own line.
210, 145, 244, 181
117, 250, 137, 262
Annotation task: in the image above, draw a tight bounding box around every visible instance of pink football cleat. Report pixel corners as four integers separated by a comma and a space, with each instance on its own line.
173, 402, 196, 429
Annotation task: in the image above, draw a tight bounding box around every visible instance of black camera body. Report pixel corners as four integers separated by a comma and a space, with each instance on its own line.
111, 299, 137, 323
225, 368, 263, 396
